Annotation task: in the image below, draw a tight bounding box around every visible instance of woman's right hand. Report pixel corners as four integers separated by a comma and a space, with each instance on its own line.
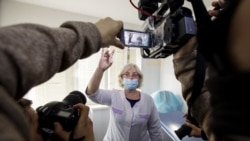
98, 48, 115, 71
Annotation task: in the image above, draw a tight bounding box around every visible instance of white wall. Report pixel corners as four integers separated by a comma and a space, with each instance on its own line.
140, 56, 187, 112
89, 105, 110, 141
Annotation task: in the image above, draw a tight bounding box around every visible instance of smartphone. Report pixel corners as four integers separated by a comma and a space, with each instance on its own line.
118, 29, 152, 48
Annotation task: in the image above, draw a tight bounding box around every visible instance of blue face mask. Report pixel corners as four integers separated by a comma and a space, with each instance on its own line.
123, 78, 139, 91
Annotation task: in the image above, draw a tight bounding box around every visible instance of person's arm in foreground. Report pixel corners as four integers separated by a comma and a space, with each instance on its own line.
85, 48, 114, 95
173, 37, 211, 137
0, 17, 123, 141
172, 1, 226, 138
0, 17, 124, 100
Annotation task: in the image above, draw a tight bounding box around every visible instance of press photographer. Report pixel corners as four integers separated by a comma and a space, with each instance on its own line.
36, 91, 92, 141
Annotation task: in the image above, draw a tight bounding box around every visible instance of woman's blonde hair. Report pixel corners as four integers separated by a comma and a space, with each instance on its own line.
118, 63, 143, 88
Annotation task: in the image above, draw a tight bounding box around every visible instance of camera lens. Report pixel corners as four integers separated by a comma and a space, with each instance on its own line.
62, 90, 87, 106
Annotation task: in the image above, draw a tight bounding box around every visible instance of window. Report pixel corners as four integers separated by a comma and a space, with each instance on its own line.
25, 47, 141, 109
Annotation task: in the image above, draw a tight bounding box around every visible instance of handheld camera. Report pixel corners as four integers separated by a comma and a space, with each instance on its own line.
36, 91, 87, 140
138, 0, 196, 58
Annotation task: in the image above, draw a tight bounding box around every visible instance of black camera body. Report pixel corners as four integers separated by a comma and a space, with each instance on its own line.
174, 124, 192, 140
36, 91, 87, 139
174, 112, 200, 140
138, 0, 196, 58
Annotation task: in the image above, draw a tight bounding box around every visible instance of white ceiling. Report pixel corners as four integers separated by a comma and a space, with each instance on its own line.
12, 0, 213, 26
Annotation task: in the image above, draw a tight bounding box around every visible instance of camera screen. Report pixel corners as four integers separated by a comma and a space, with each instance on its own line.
57, 111, 71, 118
120, 29, 151, 48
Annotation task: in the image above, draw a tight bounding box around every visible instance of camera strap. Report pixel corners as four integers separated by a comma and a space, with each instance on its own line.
187, 52, 206, 126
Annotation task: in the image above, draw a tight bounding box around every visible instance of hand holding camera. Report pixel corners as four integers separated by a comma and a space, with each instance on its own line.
53, 103, 94, 141
174, 113, 200, 140
36, 91, 92, 141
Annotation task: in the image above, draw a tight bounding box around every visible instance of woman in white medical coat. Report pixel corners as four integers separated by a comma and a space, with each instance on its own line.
85, 48, 163, 141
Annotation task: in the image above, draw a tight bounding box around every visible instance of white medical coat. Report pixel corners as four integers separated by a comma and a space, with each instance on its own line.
87, 89, 163, 141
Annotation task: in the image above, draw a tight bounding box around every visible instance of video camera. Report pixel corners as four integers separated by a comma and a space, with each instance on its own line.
138, 0, 196, 58
36, 91, 87, 140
